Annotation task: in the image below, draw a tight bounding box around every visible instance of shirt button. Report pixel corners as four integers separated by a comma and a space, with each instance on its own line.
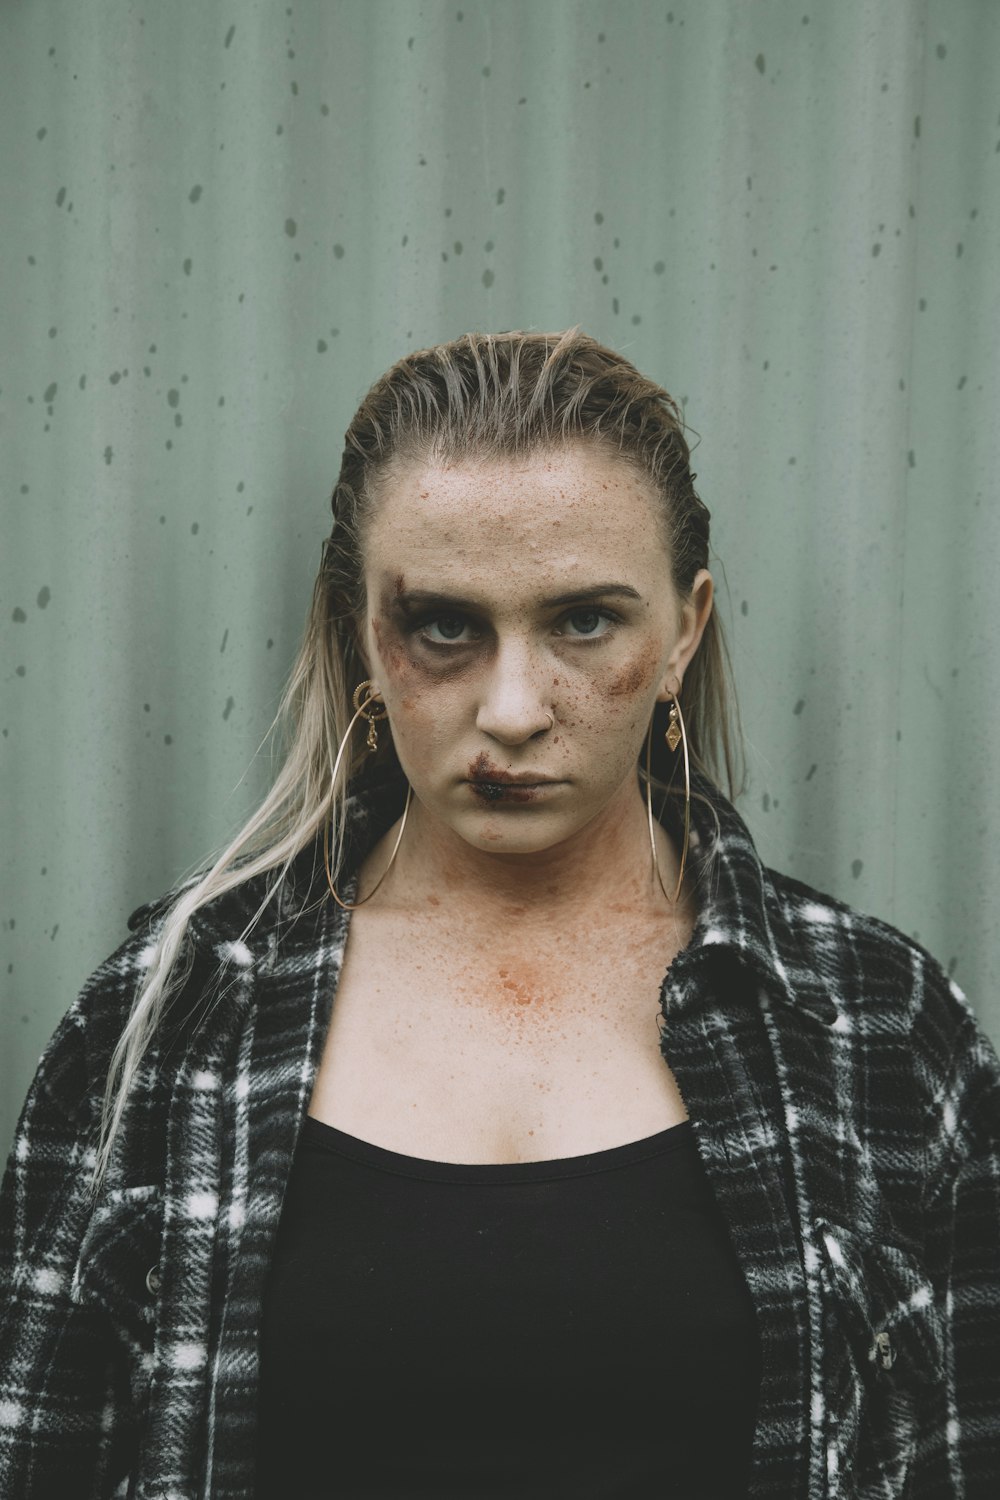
145, 1264, 162, 1296
874, 1330, 895, 1369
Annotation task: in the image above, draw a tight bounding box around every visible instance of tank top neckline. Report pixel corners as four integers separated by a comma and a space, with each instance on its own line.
300, 1111, 695, 1185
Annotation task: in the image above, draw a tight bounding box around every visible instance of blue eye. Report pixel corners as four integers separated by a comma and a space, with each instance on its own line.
560, 608, 614, 638
422, 615, 475, 644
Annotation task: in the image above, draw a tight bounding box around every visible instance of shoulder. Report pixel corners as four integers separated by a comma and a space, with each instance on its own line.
29, 868, 283, 1131
764, 864, 999, 1128
766, 862, 965, 1015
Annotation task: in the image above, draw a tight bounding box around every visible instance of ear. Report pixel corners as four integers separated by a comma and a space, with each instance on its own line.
655, 569, 714, 702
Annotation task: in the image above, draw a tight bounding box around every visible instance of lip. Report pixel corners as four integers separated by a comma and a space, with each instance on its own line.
465, 773, 561, 786
465, 776, 565, 805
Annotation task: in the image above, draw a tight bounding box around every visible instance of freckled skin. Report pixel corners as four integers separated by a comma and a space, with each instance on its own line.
354, 441, 714, 933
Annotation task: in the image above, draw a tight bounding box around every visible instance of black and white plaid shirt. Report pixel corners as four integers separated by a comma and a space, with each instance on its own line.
2, 768, 999, 1498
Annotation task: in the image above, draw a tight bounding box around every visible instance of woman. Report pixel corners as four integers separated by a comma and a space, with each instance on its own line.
1, 328, 998, 1499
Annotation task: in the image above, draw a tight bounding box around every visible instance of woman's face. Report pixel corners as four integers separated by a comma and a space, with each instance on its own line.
359, 442, 713, 856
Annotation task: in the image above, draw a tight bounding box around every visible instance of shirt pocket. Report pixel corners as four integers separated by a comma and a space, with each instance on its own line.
70, 1183, 165, 1349
814, 1214, 945, 1497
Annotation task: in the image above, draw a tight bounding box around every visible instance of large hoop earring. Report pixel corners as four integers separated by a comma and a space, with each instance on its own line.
644, 690, 691, 905
323, 682, 412, 910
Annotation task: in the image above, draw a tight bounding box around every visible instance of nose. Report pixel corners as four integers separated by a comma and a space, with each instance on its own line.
475, 640, 553, 745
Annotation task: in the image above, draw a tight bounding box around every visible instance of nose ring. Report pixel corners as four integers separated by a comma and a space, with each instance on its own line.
543, 711, 555, 731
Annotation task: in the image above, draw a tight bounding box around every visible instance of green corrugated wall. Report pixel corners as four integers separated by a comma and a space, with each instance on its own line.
3, 0, 999, 1155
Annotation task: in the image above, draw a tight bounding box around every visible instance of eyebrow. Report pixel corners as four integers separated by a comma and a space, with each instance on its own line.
391, 583, 643, 611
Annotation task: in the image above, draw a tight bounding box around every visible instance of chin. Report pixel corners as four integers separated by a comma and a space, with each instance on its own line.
457, 808, 578, 854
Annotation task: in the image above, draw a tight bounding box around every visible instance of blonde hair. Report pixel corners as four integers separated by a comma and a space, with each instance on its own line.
90, 325, 746, 1197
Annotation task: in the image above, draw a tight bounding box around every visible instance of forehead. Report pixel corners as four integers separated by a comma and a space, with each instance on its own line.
364, 444, 668, 587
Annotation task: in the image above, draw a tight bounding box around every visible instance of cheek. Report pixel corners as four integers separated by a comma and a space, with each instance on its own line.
604, 636, 663, 700
556, 638, 662, 738
370, 616, 462, 755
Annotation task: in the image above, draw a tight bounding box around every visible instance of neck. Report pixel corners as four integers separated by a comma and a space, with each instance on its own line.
359, 779, 688, 930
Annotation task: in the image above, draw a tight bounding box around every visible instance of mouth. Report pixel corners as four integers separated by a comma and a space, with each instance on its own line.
465, 773, 563, 805
469, 771, 556, 786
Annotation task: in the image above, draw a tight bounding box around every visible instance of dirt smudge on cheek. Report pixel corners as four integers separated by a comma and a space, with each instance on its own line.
607, 637, 662, 698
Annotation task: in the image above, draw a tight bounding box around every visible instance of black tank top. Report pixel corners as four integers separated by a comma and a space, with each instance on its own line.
255, 1114, 762, 1498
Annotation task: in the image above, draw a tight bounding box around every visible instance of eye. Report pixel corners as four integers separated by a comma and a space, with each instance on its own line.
420, 614, 478, 645
557, 608, 616, 639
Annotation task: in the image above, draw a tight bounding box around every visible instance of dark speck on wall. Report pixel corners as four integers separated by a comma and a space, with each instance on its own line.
793, 698, 805, 715
189, 185, 203, 203
104, 446, 113, 464
285, 218, 297, 237
44, 382, 57, 402
805, 763, 817, 781
741, 600, 749, 616
37, 587, 50, 609
12, 608, 27, 623
755, 53, 765, 74
851, 859, 864, 879
224, 24, 235, 47
222, 696, 235, 721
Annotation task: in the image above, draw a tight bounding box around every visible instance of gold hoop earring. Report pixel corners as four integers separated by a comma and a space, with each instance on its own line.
323, 683, 412, 910
644, 690, 691, 905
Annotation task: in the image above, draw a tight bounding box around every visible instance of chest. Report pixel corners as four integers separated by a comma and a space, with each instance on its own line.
307, 909, 694, 1163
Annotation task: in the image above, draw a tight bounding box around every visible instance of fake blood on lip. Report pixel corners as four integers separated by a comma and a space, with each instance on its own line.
468, 780, 547, 804
465, 756, 560, 805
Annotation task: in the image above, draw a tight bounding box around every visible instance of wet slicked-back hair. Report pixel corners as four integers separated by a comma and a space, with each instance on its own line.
91, 325, 745, 1196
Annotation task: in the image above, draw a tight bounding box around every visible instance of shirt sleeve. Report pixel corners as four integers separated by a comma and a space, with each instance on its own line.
912, 984, 1000, 1498
0, 963, 145, 1498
